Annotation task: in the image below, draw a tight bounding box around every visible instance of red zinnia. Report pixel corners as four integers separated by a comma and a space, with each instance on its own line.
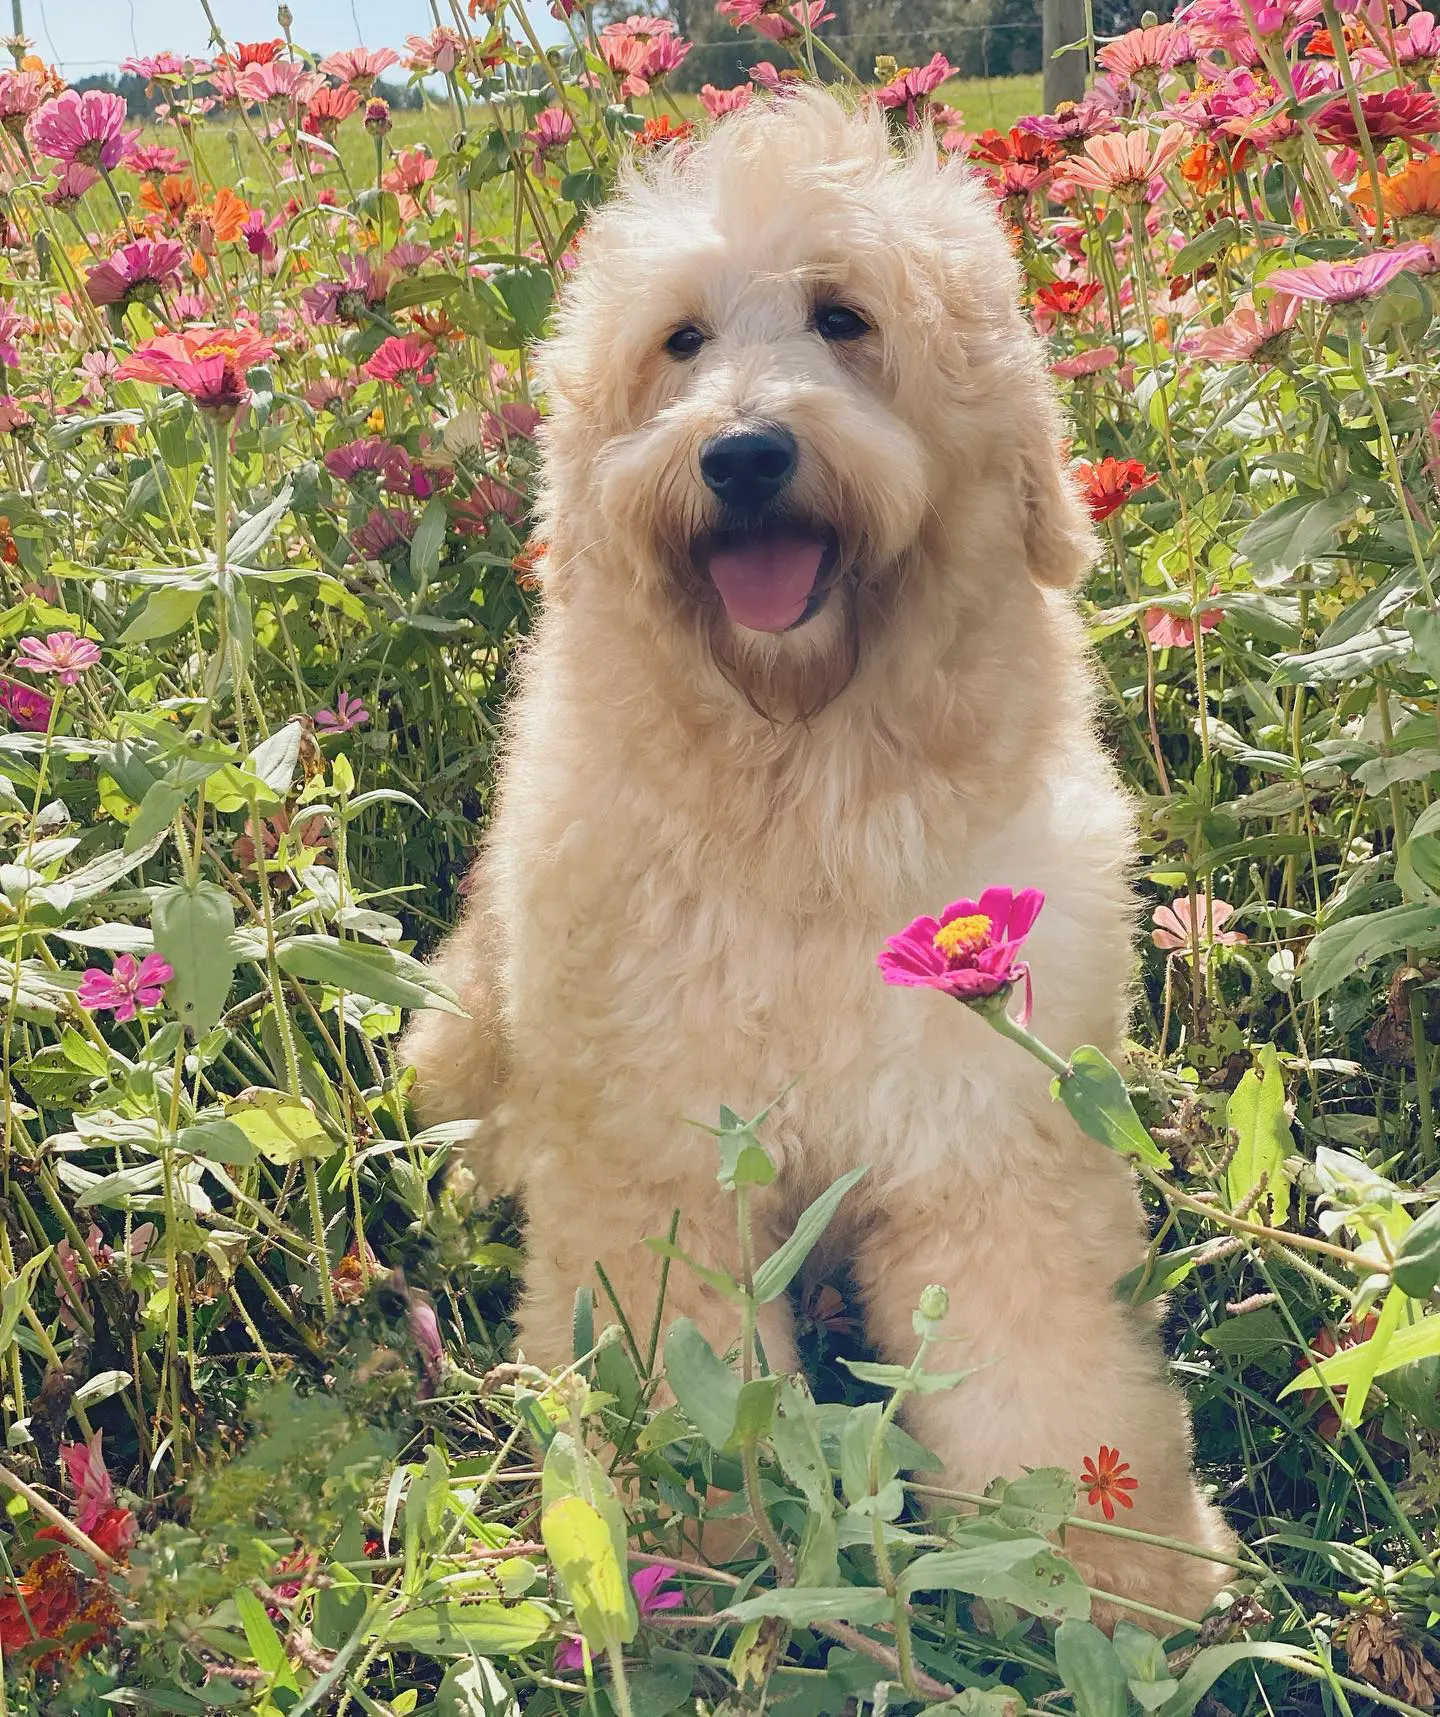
1036, 279, 1103, 318
1073, 456, 1156, 522
1081, 1445, 1139, 1518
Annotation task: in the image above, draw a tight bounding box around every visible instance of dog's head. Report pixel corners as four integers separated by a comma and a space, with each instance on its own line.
534, 90, 1095, 720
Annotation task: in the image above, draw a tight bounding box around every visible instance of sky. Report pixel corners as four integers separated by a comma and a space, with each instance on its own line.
22, 0, 565, 75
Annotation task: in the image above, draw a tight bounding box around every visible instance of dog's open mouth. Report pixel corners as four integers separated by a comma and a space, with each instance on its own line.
695, 523, 838, 634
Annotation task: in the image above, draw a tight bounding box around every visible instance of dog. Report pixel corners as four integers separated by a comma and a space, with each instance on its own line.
404, 89, 1234, 1626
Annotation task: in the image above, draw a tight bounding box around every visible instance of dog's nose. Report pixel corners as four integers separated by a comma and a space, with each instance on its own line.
699, 424, 798, 511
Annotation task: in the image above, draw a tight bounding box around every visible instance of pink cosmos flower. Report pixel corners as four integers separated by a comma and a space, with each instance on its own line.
874, 53, 953, 127
364, 334, 436, 387
1065, 122, 1189, 201
14, 631, 100, 685
700, 82, 752, 118
319, 46, 400, 90
1143, 592, 1223, 647
1179, 291, 1300, 362
1261, 248, 1418, 304
556, 1565, 684, 1673
315, 690, 371, 733
1051, 344, 1121, 379
877, 887, 1045, 1023
30, 88, 140, 171
0, 676, 53, 731
718, 0, 835, 42
85, 236, 185, 308
77, 953, 175, 1022
1151, 895, 1247, 952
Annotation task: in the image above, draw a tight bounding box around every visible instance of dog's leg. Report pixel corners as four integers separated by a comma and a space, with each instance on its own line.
851, 1160, 1235, 1632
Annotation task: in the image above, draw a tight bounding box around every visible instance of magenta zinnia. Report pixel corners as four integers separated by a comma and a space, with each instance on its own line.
77, 954, 175, 1022
877, 887, 1044, 1022
30, 88, 139, 171
85, 236, 185, 308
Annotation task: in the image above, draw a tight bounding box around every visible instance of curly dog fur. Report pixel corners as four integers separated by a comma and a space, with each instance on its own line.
404, 89, 1234, 1625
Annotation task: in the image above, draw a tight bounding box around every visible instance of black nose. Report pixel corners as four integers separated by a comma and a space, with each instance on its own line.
699, 424, 798, 512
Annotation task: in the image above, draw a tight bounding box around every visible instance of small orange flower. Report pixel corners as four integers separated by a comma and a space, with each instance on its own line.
140, 173, 200, 225
1351, 155, 1440, 228
1081, 1445, 1139, 1519
637, 114, 693, 150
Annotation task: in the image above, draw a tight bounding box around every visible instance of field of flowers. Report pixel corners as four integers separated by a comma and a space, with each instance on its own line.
2, 1, 1440, 1713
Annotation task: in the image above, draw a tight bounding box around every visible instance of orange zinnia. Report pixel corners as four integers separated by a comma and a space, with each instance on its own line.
1081, 1445, 1139, 1518
140, 172, 199, 225
1351, 155, 1440, 228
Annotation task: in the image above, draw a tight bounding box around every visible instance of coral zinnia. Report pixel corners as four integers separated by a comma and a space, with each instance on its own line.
1074, 455, 1155, 521
877, 887, 1044, 1022
1179, 291, 1299, 363
1081, 1445, 1139, 1519
1064, 123, 1188, 202
363, 334, 436, 386
118, 325, 276, 419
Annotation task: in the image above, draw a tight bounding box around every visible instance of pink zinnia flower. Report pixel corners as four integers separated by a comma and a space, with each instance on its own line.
1065, 122, 1189, 201
381, 147, 438, 219
364, 334, 436, 386
304, 84, 361, 137
319, 45, 400, 91
1180, 292, 1300, 362
1143, 590, 1223, 647
874, 52, 953, 127
1019, 94, 1120, 147
58, 1432, 136, 1555
325, 437, 410, 487
0, 675, 53, 731
718, 0, 835, 42
1261, 248, 1418, 304
404, 27, 465, 75
301, 254, 391, 328
555, 1565, 684, 1673
699, 82, 752, 119
0, 68, 45, 135
14, 631, 100, 685
30, 88, 139, 171
85, 236, 185, 308
118, 326, 276, 419
236, 60, 326, 108
1051, 344, 1121, 379
44, 163, 100, 210
1098, 23, 1188, 82
352, 506, 417, 559
120, 51, 205, 84
77, 952, 175, 1022
1315, 86, 1440, 146
877, 887, 1044, 1023
0, 301, 24, 369
526, 105, 575, 164
1151, 895, 1246, 952
315, 690, 370, 733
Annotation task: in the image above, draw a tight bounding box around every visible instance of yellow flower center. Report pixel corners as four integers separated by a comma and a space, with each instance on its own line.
933, 913, 992, 960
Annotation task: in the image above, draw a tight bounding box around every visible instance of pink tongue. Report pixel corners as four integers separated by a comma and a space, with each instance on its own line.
707, 534, 825, 633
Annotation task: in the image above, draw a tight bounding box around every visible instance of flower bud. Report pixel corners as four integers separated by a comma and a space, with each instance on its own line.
918, 1283, 949, 1323
365, 97, 391, 136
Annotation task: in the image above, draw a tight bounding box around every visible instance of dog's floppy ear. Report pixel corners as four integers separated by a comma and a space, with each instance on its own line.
1020, 412, 1099, 590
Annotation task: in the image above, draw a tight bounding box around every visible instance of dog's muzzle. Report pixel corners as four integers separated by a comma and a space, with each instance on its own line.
694, 422, 837, 633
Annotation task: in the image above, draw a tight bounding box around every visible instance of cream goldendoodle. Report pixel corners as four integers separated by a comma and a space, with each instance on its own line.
404, 89, 1233, 1622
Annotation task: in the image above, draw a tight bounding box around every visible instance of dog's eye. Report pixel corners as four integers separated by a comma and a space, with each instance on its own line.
665, 324, 706, 359
813, 304, 870, 343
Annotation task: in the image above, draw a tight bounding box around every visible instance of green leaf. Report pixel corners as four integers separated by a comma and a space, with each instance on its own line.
1053, 1047, 1170, 1171
1270, 626, 1412, 686
1203, 1305, 1291, 1361
224, 1088, 332, 1164
227, 481, 294, 563
410, 494, 448, 593
1393, 1202, 1440, 1299
1113, 1241, 1210, 1306
248, 721, 305, 800
899, 1530, 1090, 1621
985, 1467, 1077, 1535
492, 263, 554, 341
752, 1166, 867, 1303
0, 1248, 53, 1353
388, 272, 462, 312
772, 1378, 836, 1515
723, 1586, 895, 1626
234, 1588, 300, 1691
1406, 605, 1440, 680
1301, 902, 1440, 999
1225, 1042, 1290, 1226
1054, 1620, 1129, 1717
663, 1317, 740, 1449
275, 935, 465, 1013
1237, 489, 1356, 578
152, 880, 237, 1035
175, 1118, 260, 1166
1155, 1643, 1308, 1717
119, 582, 205, 644
435, 1657, 518, 1717
382, 1601, 549, 1658
1170, 216, 1240, 274
541, 1494, 635, 1652
1112, 1621, 1180, 1711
